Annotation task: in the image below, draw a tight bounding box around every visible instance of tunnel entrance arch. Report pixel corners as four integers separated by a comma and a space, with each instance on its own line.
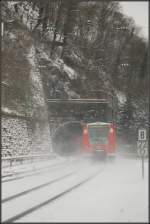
51, 121, 83, 156
47, 98, 116, 155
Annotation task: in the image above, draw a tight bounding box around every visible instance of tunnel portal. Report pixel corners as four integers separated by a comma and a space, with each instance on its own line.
48, 99, 114, 156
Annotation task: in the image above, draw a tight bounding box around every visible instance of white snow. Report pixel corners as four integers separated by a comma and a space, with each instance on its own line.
2, 156, 98, 222
7, 32, 16, 41
63, 64, 78, 80
116, 90, 127, 105
53, 58, 78, 80
8, 2, 20, 7
38, 49, 52, 62
2, 155, 64, 177
19, 156, 148, 223
27, 45, 46, 107
2, 107, 24, 117
1, 155, 148, 222
36, 47, 78, 81
27, 45, 52, 152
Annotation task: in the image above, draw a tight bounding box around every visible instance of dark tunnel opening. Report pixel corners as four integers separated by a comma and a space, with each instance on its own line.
52, 122, 83, 156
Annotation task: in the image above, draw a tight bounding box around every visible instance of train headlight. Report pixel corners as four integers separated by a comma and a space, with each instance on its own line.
110, 128, 114, 133
83, 129, 88, 134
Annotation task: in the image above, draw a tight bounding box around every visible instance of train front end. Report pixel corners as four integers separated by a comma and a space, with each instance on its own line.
82, 122, 116, 157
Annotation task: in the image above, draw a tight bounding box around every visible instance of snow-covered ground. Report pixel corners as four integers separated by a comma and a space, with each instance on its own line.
2, 155, 149, 223
2, 155, 66, 177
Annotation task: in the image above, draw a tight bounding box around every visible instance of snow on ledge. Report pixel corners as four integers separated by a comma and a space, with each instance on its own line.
63, 64, 77, 79
36, 47, 78, 80
2, 107, 25, 117
116, 90, 126, 105
54, 59, 78, 80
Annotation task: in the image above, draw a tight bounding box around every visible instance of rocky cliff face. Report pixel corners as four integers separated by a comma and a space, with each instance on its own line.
1, 1, 148, 155
27, 44, 52, 153
2, 2, 53, 156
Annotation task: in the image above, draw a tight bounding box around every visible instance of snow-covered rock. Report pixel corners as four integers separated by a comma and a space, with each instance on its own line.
116, 90, 126, 106
27, 45, 52, 153
2, 107, 24, 117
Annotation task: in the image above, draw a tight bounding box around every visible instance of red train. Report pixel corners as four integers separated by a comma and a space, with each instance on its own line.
81, 121, 116, 157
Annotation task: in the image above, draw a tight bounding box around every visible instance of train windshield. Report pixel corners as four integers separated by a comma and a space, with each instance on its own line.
88, 125, 109, 144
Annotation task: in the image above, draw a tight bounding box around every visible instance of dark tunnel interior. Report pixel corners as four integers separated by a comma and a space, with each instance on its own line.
52, 122, 83, 156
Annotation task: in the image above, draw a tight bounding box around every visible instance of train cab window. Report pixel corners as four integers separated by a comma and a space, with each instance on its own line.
88, 125, 109, 144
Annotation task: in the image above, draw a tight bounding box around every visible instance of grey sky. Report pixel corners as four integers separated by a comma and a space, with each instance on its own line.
120, 1, 149, 40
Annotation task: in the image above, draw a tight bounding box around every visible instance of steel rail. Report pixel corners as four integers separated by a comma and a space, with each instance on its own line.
2, 156, 86, 183
3, 168, 103, 223
2, 171, 77, 203
2, 160, 70, 183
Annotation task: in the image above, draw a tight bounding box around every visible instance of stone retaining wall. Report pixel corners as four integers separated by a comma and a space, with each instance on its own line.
2, 114, 52, 157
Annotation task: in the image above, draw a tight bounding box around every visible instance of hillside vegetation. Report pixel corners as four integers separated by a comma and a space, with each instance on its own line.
2, 1, 148, 149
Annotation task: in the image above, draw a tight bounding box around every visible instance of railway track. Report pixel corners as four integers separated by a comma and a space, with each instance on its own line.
2, 154, 94, 183
2, 171, 77, 204
2, 160, 69, 183
2, 162, 104, 223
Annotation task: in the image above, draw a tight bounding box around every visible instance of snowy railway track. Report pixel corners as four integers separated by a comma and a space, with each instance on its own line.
2, 160, 69, 183
2, 155, 88, 183
2, 171, 77, 203
2, 164, 104, 223
2, 160, 67, 179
